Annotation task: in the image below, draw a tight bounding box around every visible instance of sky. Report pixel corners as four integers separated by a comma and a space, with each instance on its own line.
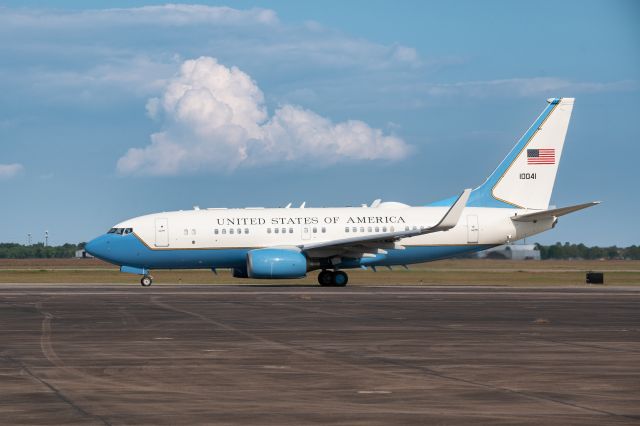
0, 0, 638, 246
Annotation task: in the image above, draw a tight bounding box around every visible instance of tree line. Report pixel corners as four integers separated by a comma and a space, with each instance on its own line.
535, 242, 640, 260
0, 241, 638, 260
0, 243, 85, 259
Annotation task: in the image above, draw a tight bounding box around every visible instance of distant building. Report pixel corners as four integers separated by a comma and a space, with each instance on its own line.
75, 249, 94, 259
478, 244, 541, 260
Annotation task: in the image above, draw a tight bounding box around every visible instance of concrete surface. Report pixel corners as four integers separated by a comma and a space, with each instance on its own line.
0, 284, 639, 425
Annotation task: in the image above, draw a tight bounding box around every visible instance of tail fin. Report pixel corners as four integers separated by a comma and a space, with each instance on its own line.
468, 98, 574, 209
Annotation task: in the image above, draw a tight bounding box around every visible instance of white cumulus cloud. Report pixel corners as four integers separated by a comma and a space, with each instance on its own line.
0, 163, 24, 180
117, 57, 410, 175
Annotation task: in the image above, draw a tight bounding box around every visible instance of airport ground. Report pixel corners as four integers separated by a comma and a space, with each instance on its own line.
0, 260, 639, 425
0, 258, 639, 285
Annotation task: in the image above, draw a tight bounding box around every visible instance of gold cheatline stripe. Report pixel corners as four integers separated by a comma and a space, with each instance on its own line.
132, 233, 485, 252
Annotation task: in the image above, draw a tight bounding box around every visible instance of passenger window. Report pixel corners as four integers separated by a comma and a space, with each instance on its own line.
245, 228, 249, 234
382, 226, 387, 232
345, 227, 349, 233
352, 227, 357, 233
222, 229, 226, 234
312, 227, 317, 233
321, 227, 326, 233
390, 226, 394, 232
184, 229, 188, 236
281, 228, 286, 234
230, 228, 234, 234
191, 229, 196, 235
289, 228, 293, 234
360, 227, 364, 233
214, 229, 219, 235
375, 227, 379, 232
237, 228, 241, 234
413, 226, 417, 230
267, 228, 271, 233
275, 228, 279, 234
367, 227, 372, 232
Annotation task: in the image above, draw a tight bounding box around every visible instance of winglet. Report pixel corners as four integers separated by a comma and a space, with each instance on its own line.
430, 189, 471, 231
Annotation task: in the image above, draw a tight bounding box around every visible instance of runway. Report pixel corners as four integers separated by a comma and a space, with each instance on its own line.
1, 285, 639, 425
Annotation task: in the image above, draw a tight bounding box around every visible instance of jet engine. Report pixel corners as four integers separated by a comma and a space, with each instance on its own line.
246, 248, 307, 279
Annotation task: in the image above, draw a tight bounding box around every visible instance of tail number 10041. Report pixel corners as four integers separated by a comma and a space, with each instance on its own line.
519, 173, 537, 180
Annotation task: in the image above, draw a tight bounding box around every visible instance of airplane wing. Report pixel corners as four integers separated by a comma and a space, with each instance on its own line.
511, 201, 600, 222
299, 189, 471, 255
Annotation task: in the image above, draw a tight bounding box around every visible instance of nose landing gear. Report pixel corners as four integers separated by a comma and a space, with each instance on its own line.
140, 275, 153, 287
317, 270, 348, 287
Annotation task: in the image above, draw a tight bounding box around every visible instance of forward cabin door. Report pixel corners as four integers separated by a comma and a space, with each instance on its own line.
467, 215, 479, 244
155, 218, 169, 247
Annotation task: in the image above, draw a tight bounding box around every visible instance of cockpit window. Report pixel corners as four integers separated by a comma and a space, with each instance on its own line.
108, 227, 133, 235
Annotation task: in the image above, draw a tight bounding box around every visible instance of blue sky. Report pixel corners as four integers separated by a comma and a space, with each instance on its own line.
0, 1, 638, 246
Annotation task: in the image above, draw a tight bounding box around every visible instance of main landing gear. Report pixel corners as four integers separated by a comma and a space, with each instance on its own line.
140, 275, 153, 287
318, 270, 348, 287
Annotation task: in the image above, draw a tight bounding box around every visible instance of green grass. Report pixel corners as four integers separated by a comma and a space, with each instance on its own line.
0, 259, 638, 286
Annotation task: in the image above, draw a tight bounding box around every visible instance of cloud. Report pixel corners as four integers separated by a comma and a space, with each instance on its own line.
1, 4, 278, 29
0, 163, 24, 180
117, 57, 410, 175
0, 4, 425, 107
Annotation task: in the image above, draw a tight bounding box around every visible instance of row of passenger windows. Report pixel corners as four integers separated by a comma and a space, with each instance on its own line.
345, 226, 394, 233
344, 225, 422, 233
181, 225, 424, 238
270, 227, 327, 234
209, 227, 327, 235
214, 228, 250, 235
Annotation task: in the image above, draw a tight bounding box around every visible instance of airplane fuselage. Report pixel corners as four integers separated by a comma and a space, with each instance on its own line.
88, 204, 553, 271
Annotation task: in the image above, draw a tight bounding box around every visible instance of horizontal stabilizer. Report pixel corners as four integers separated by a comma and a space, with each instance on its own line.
511, 201, 600, 222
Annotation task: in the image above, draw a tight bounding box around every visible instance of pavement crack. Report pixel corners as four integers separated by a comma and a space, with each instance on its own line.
363, 354, 637, 421
2, 354, 111, 426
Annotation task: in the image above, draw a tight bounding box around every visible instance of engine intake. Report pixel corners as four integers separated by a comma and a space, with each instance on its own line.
247, 248, 307, 279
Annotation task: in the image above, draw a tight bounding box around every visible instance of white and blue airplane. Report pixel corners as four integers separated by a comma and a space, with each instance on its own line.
86, 98, 598, 287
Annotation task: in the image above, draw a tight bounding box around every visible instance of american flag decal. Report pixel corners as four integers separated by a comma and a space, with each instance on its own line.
527, 148, 555, 165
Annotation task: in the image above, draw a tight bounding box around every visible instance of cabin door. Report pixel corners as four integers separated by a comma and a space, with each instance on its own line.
155, 218, 169, 247
467, 215, 479, 244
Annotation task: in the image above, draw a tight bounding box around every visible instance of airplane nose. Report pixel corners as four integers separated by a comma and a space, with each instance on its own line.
85, 235, 109, 259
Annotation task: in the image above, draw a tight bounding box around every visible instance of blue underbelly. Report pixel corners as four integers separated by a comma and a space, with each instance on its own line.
98, 234, 493, 270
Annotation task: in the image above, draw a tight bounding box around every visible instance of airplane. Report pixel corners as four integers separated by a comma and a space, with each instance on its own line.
85, 98, 599, 287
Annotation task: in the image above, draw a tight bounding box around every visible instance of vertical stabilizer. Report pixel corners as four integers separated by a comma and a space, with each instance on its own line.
462, 98, 575, 210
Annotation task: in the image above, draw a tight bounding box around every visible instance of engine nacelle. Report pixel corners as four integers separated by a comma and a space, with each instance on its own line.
247, 248, 307, 279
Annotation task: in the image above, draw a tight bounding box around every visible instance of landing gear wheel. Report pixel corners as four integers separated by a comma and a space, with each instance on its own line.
332, 271, 348, 287
140, 276, 153, 287
318, 270, 333, 287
